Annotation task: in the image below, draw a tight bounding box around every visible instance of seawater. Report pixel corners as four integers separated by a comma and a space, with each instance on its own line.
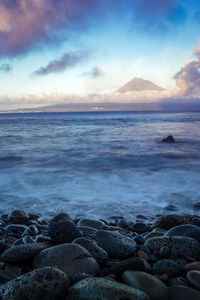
0, 111, 200, 219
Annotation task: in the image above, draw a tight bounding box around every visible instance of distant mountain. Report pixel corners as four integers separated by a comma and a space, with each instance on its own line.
116, 77, 165, 93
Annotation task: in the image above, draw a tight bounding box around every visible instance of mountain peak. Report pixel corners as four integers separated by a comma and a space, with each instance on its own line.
116, 77, 165, 93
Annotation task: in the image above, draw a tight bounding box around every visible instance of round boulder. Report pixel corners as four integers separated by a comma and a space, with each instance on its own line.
165, 224, 200, 243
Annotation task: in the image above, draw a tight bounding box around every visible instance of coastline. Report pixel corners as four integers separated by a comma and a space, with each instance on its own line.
0, 210, 200, 299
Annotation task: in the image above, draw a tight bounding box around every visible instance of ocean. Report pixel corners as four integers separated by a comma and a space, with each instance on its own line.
0, 111, 200, 220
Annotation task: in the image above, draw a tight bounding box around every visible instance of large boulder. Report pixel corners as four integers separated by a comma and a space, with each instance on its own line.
67, 277, 150, 300
165, 224, 200, 243
34, 243, 99, 279
0, 267, 69, 300
152, 214, 194, 230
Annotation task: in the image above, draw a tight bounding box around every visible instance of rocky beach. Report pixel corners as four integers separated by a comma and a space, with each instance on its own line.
0, 210, 200, 299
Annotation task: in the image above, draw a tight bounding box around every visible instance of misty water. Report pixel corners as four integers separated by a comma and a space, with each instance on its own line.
0, 111, 200, 220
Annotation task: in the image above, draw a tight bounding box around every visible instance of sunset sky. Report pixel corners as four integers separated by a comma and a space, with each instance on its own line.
0, 0, 200, 110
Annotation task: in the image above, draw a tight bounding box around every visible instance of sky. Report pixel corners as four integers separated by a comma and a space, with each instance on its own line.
0, 0, 200, 111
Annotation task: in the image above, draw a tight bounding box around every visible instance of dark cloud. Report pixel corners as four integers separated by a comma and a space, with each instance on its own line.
0, 0, 196, 58
0, 63, 13, 73
33, 51, 88, 76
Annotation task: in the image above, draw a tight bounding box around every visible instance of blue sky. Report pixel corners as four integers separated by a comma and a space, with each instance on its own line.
0, 0, 200, 110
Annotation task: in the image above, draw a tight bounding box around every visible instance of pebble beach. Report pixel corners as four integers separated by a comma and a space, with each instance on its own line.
0, 210, 200, 299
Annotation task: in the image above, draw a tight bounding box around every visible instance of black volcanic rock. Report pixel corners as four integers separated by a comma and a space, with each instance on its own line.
162, 135, 175, 143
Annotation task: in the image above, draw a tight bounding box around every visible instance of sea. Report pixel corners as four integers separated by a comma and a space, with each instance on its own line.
0, 111, 200, 220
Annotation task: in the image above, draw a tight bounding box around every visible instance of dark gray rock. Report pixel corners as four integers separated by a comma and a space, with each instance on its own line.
73, 237, 109, 264
77, 226, 97, 235
78, 219, 105, 230
134, 235, 145, 245
48, 213, 82, 244
168, 285, 200, 300
153, 259, 184, 277
0, 240, 8, 255
132, 223, 148, 234
165, 224, 200, 243
94, 230, 136, 259
5, 224, 27, 234
0, 267, 69, 300
67, 277, 150, 300
35, 234, 51, 243
153, 214, 194, 230
23, 235, 34, 244
0, 270, 15, 283
1, 243, 47, 263
162, 135, 175, 143
34, 243, 99, 280
168, 276, 188, 286
187, 270, 200, 290
22, 225, 38, 237
123, 271, 169, 300
8, 210, 29, 224
145, 236, 200, 259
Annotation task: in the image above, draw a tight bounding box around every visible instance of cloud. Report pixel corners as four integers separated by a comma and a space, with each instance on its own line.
0, 63, 13, 73
0, 0, 97, 57
173, 41, 200, 96
83, 66, 105, 78
0, 0, 194, 58
32, 51, 89, 76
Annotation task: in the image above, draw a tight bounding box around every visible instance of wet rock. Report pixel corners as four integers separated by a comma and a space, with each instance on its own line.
22, 225, 38, 237
70, 273, 93, 285
144, 232, 164, 239
123, 271, 169, 300
5, 264, 21, 277
78, 219, 105, 230
162, 135, 175, 143
165, 224, 200, 243
73, 237, 109, 264
132, 223, 148, 234
5, 224, 27, 234
48, 213, 82, 244
134, 235, 145, 245
77, 226, 97, 235
35, 234, 51, 243
67, 277, 150, 300
23, 235, 34, 244
12, 238, 24, 246
94, 230, 136, 259
153, 214, 194, 230
153, 259, 184, 277
0, 267, 69, 300
102, 257, 148, 276
145, 236, 200, 259
0, 240, 8, 255
137, 250, 149, 261
187, 270, 200, 290
168, 276, 188, 286
168, 285, 200, 300
34, 243, 99, 280
8, 210, 29, 224
1, 243, 47, 263
160, 246, 170, 258
185, 262, 200, 272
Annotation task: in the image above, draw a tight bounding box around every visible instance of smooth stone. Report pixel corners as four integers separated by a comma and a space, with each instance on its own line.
35, 234, 51, 243
77, 226, 97, 235
102, 257, 148, 276
94, 230, 136, 259
187, 270, 200, 290
153, 214, 194, 230
48, 213, 82, 244
123, 271, 169, 300
8, 210, 29, 224
134, 235, 145, 245
185, 262, 200, 272
159, 246, 170, 258
22, 225, 38, 237
73, 237, 109, 264
5, 224, 27, 234
5, 264, 21, 277
70, 273, 93, 285
145, 236, 200, 259
153, 259, 184, 277
12, 238, 24, 246
0, 270, 15, 283
67, 277, 150, 300
168, 285, 200, 300
132, 223, 148, 234
0, 240, 8, 255
78, 219, 105, 230
1, 243, 47, 263
34, 243, 99, 280
165, 224, 200, 243
168, 276, 188, 286
0, 267, 69, 300
23, 235, 34, 244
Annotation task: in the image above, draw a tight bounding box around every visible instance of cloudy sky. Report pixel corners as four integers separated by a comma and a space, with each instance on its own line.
0, 0, 200, 110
